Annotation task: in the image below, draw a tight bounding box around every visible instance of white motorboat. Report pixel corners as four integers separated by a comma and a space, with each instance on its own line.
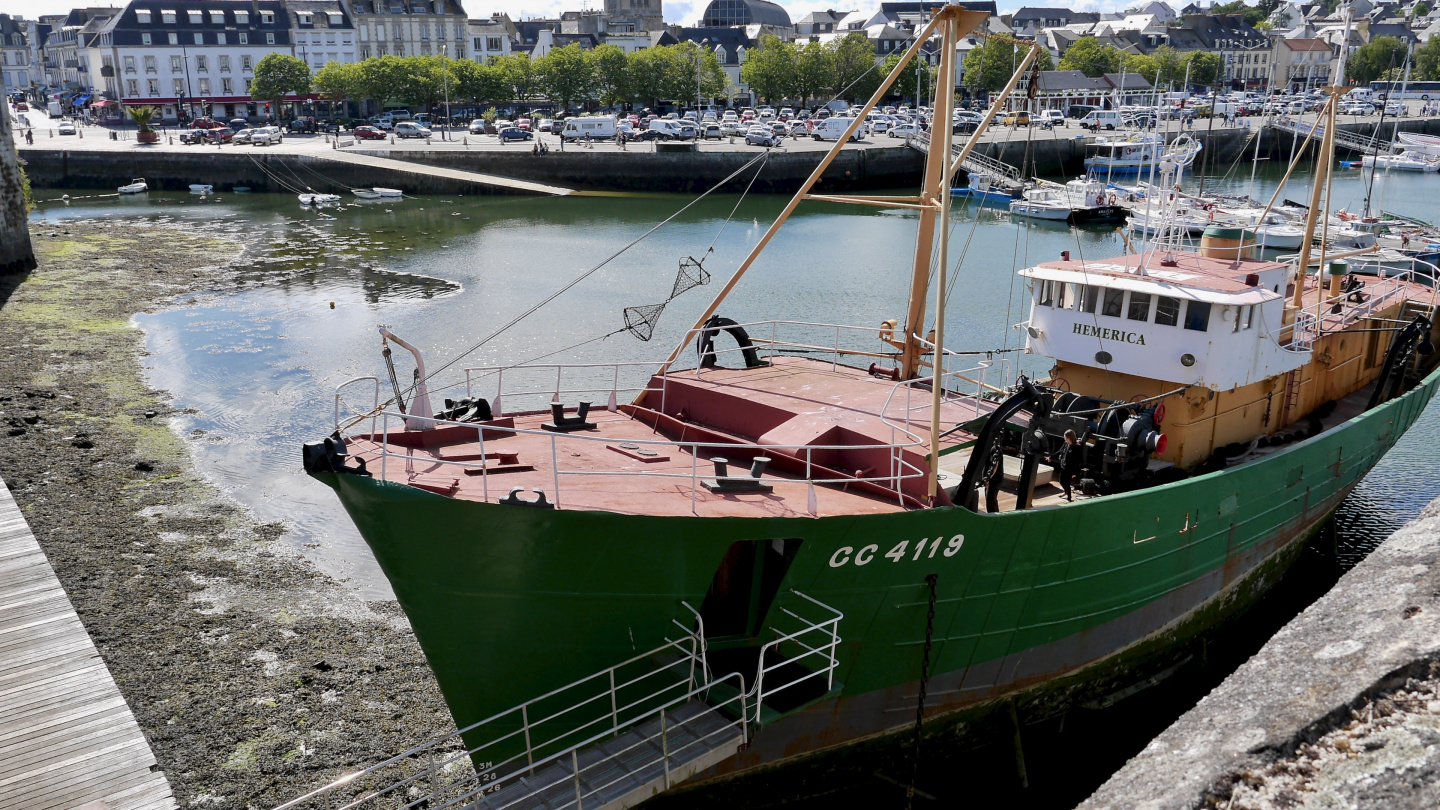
299, 193, 342, 205
1251, 213, 1307, 250
374, 187, 404, 198
1396, 131, 1440, 157
188, 184, 214, 193
1360, 150, 1440, 172
351, 188, 383, 199
1083, 134, 1201, 177
118, 178, 148, 194
1008, 189, 1071, 221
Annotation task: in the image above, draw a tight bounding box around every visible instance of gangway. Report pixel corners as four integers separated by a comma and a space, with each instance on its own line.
908, 130, 1024, 184
272, 591, 844, 810
1268, 115, 1394, 156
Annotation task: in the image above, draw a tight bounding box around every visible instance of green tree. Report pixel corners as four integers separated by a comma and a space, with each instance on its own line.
1210, 0, 1269, 26
251, 53, 312, 113
592, 44, 630, 107
1416, 0, 1431, 16
358, 55, 408, 110
451, 59, 506, 105
1150, 44, 1185, 86
1058, 36, 1120, 77
794, 41, 835, 105
832, 32, 879, 102
1184, 50, 1223, 87
882, 49, 935, 103
1417, 34, 1440, 79
964, 38, 1049, 92
536, 44, 596, 111
665, 42, 726, 106
313, 60, 363, 118
1347, 36, 1408, 84
1121, 52, 1157, 79
496, 53, 536, 100
627, 47, 670, 108
740, 34, 794, 103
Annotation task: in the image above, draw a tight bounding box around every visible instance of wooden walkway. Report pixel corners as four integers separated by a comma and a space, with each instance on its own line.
0, 480, 175, 810
318, 148, 574, 196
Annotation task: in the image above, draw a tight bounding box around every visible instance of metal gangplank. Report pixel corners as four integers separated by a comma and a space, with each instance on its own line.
908, 130, 1024, 184
1268, 115, 1394, 156
273, 592, 844, 810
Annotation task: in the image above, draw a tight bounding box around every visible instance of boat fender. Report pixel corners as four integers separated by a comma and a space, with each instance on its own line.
500, 488, 555, 509
698, 316, 768, 369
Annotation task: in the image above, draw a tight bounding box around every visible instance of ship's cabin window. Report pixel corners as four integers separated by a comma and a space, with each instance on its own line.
1155, 296, 1180, 326
1078, 285, 1099, 313
1102, 288, 1125, 318
1127, 292, 1152, 322
1184, 300, 1212, 332
1039, 280, 1054, 307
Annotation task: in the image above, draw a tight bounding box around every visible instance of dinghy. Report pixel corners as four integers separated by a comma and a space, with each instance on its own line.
118, 178, 148, 194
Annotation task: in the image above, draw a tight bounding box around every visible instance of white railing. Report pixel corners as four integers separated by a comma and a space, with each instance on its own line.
274, 605, 724, 810
751, 589, 844, 724
1277, 259, 1440, 348
331, 320, 1011, 512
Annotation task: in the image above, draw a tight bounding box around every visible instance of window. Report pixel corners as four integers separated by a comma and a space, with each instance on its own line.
1079, 285, 1098, 313
239, 32, 248, 44
1102, 288, 1125, 318
1243, 305, 1255, 330
261, 11, 275, 23
244, 77, 253, 92
173, 78, 184, 94
298, 12, 313, 25
1155, 296, 1180, 326
210, 10, 224, 23
195, 55, 207, 71
168, 33, 178, 44
143, 32, 154, 44
144, 55, 157, 72
1038, 280, 1055, 307
137, 10, 152, 22
171, 55, 182, 71
1127, 292, 1151, 322
216, 32, 226, 44
198, 78, 210, 94
326, 33, 336, 44
147, 78, 158, 94
188, 10, 202, 23
221, 77, 231, 94
162, 9, 176, 23
235, 10, 248, 23
487, 35, 501, 50
127, 78, 139, 95
218, 55, 229, 71
328, 12, 343, 25
242, 55, 252, 70
1184, 300, 1211, 332
266, 32, 275, 44
193, 32, 204, 44
124, 55, 135, 72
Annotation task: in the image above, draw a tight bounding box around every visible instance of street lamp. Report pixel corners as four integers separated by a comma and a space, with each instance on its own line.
441, 42, 451, 141
696, 38, 709, 113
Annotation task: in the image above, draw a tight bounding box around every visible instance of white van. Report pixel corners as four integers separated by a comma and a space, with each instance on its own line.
1079, 109, 1122, 130
811, 116, 866, 142
646, 119, 694, 140
1345, 88, 1374, 103
561, 116, 617, 141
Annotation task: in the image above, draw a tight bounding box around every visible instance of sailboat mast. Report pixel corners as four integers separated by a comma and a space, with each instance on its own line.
926, 14, 960, 500
1290, 6, 1351, 313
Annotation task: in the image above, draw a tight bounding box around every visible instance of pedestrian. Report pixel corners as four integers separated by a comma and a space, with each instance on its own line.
1052, 430, 1082, 502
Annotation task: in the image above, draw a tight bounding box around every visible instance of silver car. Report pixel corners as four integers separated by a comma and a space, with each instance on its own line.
744, 125, 780, 147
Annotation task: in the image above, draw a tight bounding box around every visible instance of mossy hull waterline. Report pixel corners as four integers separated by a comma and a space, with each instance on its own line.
319, 364, 1439, 788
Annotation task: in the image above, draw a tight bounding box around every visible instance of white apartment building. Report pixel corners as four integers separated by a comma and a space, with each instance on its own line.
0, 15, 31, 94
348, 0, 468, 60
289, 0, 357, 69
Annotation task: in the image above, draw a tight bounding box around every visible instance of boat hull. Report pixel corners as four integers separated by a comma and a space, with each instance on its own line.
321, 364, 1439, 789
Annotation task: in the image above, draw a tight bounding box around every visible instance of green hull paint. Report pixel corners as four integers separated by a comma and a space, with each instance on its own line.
322, 364, 1440, 780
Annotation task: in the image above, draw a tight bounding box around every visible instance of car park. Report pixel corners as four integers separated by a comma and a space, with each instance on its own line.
745, 125, 780, 147
497, 126, 533, 141
354, 125, 388, 141
394, 121, 433, 139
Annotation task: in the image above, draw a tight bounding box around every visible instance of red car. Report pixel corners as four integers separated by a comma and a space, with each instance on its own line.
516, 119, 532, 131
189, 117, 228, 130
353, 125, 388, 141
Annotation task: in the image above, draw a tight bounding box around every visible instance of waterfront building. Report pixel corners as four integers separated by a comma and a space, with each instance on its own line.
0, 15, 32, 96
679, 27, 752, 105
1272, 36, 1332, 93
468, 13, 515, 61
42, 8, 119, 116
699, 0, 793, 38
348, 0, 467, 60
92, 0, 292, 123
289, 0, 357, 71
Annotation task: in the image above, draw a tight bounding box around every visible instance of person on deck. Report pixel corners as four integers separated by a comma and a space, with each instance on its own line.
1053, 430, 1082, 502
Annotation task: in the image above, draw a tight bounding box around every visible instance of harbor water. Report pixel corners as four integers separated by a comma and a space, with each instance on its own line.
28, 161, 1440, 806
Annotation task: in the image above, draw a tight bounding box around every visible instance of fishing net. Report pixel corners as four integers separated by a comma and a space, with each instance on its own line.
622, 256, 712, 342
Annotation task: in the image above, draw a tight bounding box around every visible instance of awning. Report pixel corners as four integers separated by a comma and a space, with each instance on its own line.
91, 99, 112, 107
72, 94, 91, 105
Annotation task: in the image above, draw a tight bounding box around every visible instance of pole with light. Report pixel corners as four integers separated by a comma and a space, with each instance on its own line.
441, 42, 451, 140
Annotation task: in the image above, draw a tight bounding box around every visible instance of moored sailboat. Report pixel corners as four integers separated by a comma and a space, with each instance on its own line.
283, 10, 1440, 810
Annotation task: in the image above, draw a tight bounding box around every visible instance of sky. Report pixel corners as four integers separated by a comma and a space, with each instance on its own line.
0, 0, 1159, 28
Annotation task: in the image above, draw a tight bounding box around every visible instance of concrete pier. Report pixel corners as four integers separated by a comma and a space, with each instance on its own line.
1079, 495, 1440, 810
0, 478, 175, 810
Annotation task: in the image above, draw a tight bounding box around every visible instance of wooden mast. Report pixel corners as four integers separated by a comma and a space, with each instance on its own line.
653, 7, 985, 378
926, 13, 959, 499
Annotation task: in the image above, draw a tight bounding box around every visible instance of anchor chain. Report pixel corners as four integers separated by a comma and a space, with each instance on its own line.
906, 573, 939, 810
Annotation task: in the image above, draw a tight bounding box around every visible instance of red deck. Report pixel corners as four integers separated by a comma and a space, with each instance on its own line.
344, 357, 997, 518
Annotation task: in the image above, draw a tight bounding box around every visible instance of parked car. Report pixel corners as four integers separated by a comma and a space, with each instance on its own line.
1002, 110, 1030, 127
351, 125, 386, 141
888, 122, 919, 138
56, 120, 78, 135
394, 121, 434, 139
287, 117, 317, 133
786, 119, 808, 135
229, 117, 249, 130
467, 119, 488, 135
248, 126, 283, 146
371, 118, 395, 131
181, 127, 231, 144
1384, 100, 1405, 116
720, 121, 746, 137
1042, 109, 1064, 127
536, 118, 556, 132
497, 126, 533, 141
700, 122, 722, 140
1079, 110, 1121, 130
745, 125, 781, 147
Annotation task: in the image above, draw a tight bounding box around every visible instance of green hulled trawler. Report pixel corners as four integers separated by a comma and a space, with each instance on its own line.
285, 8, 1440, 809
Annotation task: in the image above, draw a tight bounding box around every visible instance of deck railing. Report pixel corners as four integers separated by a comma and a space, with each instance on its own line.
333, 320, 1008, 512
1275, 259, 1440, 350
751, 589, 844, 724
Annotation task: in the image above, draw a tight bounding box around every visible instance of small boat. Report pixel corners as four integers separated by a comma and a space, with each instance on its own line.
233, 187, 252, 193
1251, 214, 1307, 250
189, 184, 214, 194
374, 187, 404, 198
351, 188, 383, 199
1083, 134, 1201, 178
299, 193, 342, 206
1008, 190, 1071, 221
1396, 131, 1440, 157
118, 178, 148, 194
1360, 151, 1440, 173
